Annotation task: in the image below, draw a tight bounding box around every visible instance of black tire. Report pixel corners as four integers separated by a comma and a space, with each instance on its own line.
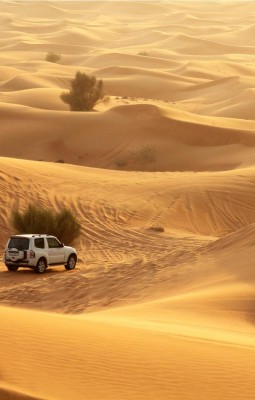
35, 258, 47, 274
65, 254, 77, 270
7, 265, 19, 271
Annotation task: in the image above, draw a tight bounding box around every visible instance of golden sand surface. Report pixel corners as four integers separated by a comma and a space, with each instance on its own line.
1, 1, 255, 399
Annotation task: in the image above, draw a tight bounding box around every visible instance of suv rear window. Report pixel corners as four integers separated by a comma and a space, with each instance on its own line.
8, 237, 30, 250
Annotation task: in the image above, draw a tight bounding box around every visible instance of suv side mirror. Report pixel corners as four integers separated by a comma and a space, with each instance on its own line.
60, 243, 64, 247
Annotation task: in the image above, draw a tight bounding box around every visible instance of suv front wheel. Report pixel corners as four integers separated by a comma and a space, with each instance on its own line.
65, 254, 77, 270
35, 258, 47, 274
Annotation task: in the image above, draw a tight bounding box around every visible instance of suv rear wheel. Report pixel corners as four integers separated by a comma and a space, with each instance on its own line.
65, 254, 77, 270
35, 258, 47, 274
7, 265, 19, 271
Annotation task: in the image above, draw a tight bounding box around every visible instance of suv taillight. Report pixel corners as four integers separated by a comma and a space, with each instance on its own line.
30, 250, 36, 258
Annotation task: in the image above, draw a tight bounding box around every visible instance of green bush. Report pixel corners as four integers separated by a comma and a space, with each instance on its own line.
113, 145, 156, 169
61, 71, 105, 111
12, 204, 81, 245
45, 52, 61, 63
128, 144, 156, 163
138, 144, 156, 162
114, 158, 127, 168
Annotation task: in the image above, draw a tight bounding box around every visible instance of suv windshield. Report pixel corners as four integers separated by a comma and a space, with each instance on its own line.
8, 237, 30, 250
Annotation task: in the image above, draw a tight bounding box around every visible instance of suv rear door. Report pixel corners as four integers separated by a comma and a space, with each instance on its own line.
46, 237, 65, 264
7, 236, 30, 262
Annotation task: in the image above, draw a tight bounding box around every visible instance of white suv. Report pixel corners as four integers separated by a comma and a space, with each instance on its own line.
4, 234, 77, 274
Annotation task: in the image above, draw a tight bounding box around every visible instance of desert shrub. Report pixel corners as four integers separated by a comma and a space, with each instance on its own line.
60, 71, 105, 111
54, 208, 81, 244
113, 145, 156, 169
45, 52, 61, 63
148, 225, 165, 232
12, 204, 81, 245
138, 51, 148, 56
114, 158, 127, 168
129, 144, 156, 163
138, 144, 156, 162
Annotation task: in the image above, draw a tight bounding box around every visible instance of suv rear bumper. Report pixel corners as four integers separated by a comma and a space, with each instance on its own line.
5, 260, 30, 267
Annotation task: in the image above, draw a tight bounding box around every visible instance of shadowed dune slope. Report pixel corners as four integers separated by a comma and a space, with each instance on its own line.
1, 300, 255, 400
1, 103, 255, 171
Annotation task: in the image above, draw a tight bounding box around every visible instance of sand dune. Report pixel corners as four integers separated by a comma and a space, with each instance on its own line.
1, 102, 255, 171
208, 88, 255, 120
2, 1, 255, 399
165, 33, 255, 56
0, 157, 255, 271
1, 72, 68, 91
49, 27, 115, 45
84, 52, 182, 70
1, 300, 255, 400
0, 65, 24, 81
175, 60, 255, 80
100, 1, 166, 15
205, 23, 255, 46
1, 88, 66, 110
1, 208, 255, 398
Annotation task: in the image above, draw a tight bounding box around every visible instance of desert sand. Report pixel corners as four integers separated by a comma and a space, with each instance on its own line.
1, 1, 255, 399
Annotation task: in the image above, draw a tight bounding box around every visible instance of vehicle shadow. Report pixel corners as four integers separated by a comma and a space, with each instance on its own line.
0, 264, 77, 285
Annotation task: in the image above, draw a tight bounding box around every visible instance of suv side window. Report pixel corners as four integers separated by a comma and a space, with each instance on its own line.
34, 238, 45, 249
47, 237, 62, 248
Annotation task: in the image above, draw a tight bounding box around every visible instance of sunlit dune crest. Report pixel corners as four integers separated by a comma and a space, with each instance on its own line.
1, 1, 255, 399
